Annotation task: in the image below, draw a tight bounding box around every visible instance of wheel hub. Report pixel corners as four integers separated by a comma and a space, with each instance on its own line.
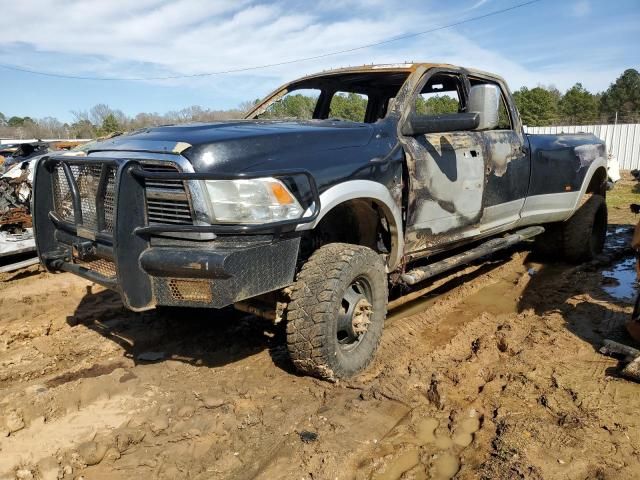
337, 278, 374, 349
352, 299, 372, 335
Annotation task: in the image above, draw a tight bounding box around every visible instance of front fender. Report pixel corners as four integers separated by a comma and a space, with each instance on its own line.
296, 180, 404, 270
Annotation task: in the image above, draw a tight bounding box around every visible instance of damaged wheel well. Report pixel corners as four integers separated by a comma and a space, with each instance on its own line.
586, 166, 607, 197
299, 199, 392, 263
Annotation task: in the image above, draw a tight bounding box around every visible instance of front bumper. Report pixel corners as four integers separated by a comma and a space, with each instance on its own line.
33, 156, 318, 311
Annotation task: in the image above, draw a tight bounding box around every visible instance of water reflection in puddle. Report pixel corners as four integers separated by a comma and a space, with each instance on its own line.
606, 226, 632, 237
602, 257, 637, 302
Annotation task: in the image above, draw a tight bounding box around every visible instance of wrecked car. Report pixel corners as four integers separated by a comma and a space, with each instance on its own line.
2, 141, 50, 172
0, 159, 37, 268
33, 63, 608, 379
0, 139, 99, 270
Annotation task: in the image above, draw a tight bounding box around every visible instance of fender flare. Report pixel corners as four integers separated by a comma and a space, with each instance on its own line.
567, 156, 608, 218
296, 180, 404, 270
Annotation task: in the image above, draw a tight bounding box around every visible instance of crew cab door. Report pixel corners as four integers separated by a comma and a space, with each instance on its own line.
400, 70, 487, 255
467, 76, 530, 232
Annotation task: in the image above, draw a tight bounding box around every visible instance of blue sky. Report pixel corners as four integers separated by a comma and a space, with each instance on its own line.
0, 0, 638, 123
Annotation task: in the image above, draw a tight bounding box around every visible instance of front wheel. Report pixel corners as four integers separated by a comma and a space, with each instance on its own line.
285, 243, 387, 380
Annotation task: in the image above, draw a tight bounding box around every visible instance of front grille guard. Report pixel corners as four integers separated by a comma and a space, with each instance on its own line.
41, 155, 321, 237
45, 156, 121, 244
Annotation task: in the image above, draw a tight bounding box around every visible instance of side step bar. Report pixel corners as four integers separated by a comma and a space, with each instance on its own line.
400, 226, 545, 286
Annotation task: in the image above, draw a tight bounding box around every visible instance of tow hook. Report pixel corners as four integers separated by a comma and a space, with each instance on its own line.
72, 239, 96, 260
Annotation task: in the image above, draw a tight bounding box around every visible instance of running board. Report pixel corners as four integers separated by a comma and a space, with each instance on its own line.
400, 226, 545, 286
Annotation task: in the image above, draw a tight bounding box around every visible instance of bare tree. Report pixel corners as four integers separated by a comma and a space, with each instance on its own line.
70, 109, 90, 123
89, 104, 115, 126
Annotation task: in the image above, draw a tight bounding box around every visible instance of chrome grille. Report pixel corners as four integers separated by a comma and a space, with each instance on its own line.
142, 164, 194, 225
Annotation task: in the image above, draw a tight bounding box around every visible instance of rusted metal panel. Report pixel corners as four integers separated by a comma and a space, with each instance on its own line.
394, 66, 528, 258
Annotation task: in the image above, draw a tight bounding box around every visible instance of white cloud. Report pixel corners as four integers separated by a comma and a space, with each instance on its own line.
1, 1, 417, 77
0, 0, 631, 111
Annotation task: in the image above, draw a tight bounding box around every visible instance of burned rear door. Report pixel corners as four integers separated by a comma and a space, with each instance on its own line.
401, 71, 487, 255
467, 76, 530, 232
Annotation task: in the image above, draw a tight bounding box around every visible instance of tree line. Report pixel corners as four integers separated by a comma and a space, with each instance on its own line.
258, 68, 639, 126
0, 104, 246, 140
1, 68, 638, 139
513, 68, 639, 126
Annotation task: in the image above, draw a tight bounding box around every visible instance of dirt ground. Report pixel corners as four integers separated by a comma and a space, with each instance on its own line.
1, 180, 639, 480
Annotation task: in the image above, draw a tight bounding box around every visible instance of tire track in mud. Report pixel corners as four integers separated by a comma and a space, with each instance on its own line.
353, 251, 529, 400
339, 233, 636, 479
253, 251, 535, 480
2, 231, 640, 479
0, 251, 529, 479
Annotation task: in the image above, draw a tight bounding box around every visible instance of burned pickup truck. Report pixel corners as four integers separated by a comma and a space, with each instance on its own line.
33, 63, 608, 379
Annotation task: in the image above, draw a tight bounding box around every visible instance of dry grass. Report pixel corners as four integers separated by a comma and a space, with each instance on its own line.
607, 172, 640, 225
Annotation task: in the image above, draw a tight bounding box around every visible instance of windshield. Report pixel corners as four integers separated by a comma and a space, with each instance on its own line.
249, 70, 410, 123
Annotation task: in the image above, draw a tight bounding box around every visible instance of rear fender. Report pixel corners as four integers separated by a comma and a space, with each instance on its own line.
568, 147, 608, 217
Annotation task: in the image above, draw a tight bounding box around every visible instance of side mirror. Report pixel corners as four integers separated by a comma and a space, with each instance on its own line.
468, 84, 500, 130
401, 112, 480, 136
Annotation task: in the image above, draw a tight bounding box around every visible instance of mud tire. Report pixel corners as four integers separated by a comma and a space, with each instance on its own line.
285, 243, 387, 380
562, 194, 607, 263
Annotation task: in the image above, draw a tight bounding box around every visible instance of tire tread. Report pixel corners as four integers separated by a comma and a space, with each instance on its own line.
285, 243, 387, 380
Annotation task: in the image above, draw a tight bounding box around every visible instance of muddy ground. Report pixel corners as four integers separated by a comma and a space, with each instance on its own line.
1, 182, 639, 479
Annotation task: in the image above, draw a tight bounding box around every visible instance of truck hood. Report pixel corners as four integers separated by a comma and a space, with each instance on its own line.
90, 120, 376, 172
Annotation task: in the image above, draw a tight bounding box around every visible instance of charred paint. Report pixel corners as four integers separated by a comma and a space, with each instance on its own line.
480, 130, 529, 208
527, 133, 606, 196
395, 66, 531, 256
404, 132, 485, 233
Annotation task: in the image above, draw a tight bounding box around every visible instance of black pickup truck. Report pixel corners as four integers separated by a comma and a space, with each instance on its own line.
33, 63, 608, 380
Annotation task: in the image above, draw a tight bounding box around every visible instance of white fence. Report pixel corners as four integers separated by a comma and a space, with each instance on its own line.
524, 124, 640, 170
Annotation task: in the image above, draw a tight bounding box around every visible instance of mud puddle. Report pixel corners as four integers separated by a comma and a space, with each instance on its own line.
364, 266, 530, 479
388, 258, 527, 324
601, 257, 637, 302
370, 410, 482, 479
388, 266, 528, 344
387, 294, 439, 322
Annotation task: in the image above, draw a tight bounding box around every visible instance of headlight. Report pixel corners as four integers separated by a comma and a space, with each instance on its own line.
204, 177, 304, 224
